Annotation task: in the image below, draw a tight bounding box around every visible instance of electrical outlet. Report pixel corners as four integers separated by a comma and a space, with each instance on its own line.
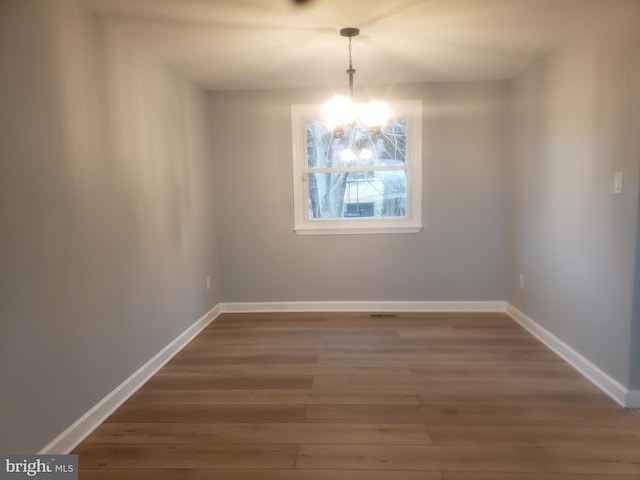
519, 274, 525, 289
614, 171, 623, 194
206, 276, 211, 291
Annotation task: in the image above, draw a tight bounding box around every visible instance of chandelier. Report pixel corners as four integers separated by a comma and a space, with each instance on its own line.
324, 27, 389, 139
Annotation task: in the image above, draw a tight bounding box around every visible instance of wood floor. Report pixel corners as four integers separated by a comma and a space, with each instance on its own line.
76, 312, 640, 479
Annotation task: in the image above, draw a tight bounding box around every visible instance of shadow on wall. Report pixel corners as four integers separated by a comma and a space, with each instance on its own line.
0, 0, 218, 453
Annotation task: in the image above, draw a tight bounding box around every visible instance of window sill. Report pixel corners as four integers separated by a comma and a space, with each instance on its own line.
294, 222, 423, 236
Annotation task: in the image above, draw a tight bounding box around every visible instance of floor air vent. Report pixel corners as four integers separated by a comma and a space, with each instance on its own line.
370, 313, 397, 318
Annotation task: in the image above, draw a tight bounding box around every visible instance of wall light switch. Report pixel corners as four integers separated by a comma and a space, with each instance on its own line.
614, 171, 623, 194
206, 276, 211, 291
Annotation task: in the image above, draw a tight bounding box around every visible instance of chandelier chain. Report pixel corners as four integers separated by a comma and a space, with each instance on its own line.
346, 35, 355, 100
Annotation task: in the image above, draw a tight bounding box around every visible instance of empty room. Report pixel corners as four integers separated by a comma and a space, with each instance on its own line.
1, 0, 640, 478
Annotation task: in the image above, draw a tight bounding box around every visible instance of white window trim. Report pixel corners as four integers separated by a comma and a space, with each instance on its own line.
291, 100, 423, 235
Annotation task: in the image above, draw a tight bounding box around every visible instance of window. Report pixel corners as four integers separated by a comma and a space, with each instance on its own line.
291, 100, 422, 235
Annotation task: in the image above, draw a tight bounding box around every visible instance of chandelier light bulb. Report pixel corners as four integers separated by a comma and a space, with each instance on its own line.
359, 148, 373, 160
340, 148, 356, 163
324, 95, 355, 131
361, 101, 390, 128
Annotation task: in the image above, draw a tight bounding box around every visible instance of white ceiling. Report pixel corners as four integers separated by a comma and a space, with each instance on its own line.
82, 0, 607, 91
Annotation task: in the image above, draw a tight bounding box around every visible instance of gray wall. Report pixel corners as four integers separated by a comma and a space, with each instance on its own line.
508, 1, 640, 387
210, 83, 509, 302
630, 189, 640, 389
0, 0, 220, 453
2, 0, 639, 457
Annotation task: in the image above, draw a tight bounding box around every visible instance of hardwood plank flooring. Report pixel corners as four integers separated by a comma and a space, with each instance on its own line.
296, 444, 640, 474
442, 475, 640, 480
78, 444, 298, 469
428, 423, 640, 448
80, 470, 444, 480
76, 312, 640, 479
157, 364, 412, 376
416, 388, 614, 407
305, 404, 640, 426
127, 388, 421, 405
84, 423, 431, 445
142, 374, 314, 390
106, 405, 308, 423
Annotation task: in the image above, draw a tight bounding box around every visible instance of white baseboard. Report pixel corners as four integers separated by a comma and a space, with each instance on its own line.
38, 304, 222, 454
38, 300, 637, 454
221, 301, 507, 313
505, 303, 631, 408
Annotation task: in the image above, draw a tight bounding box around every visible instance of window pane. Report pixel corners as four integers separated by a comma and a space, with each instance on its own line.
308, 170, 407, 219
306, 119, 407, 168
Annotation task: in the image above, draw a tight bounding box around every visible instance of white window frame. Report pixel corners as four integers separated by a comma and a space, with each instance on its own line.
291, 100, 423, 235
